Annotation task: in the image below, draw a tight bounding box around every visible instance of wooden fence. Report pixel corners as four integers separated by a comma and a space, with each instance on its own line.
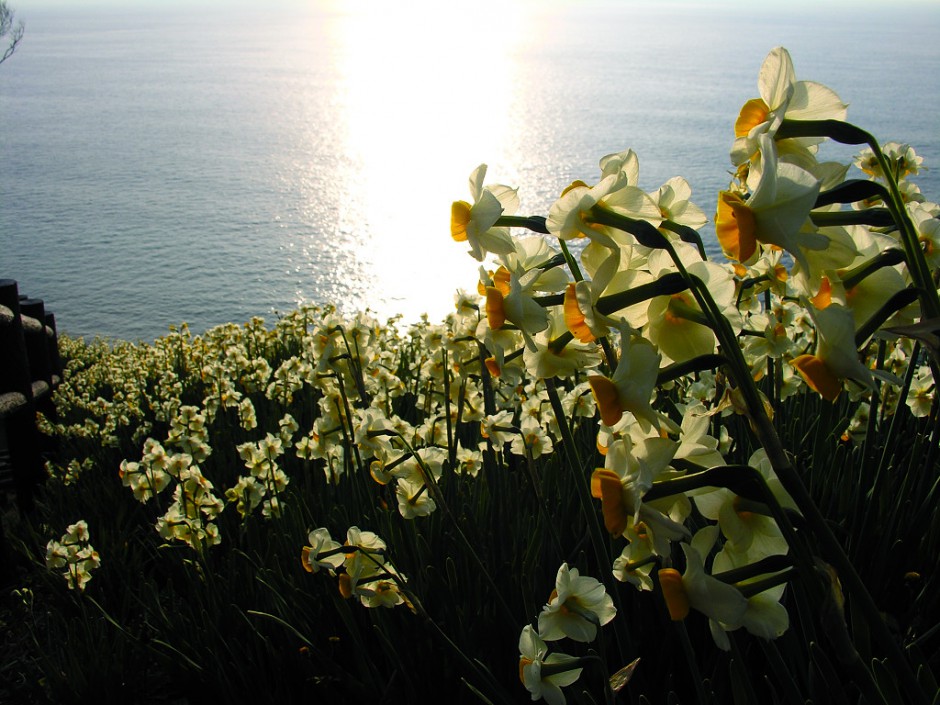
1, 278, 62, 584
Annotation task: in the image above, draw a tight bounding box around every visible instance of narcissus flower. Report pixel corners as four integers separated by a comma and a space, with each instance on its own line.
485, 267, 550, 338
645, 244, 740, 364
45, 520, 101, 592
711, 539, 790, 648
790, 302, 874, 401
547, 173, 659, 247
612, 525, 656, 591
588, 326, 676, 433
538, 563, 616, 642
451, 164, 519, 261
510, 415, 555, 460
652, 176, 708, 232
657, 531, 748, 626
395, 476, 436, 519
524, 310, 602, 379
717, 135, 823, 270
590, 435, 687, 554
518, 625, 583, 705
301, 527, 345, 574
731, 46, 847, 167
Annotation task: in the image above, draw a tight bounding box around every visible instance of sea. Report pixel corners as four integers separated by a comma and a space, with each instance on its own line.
2, 0, 939, 342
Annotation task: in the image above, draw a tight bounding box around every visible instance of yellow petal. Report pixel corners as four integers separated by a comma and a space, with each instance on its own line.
564, 282, 596, 343
589, 376, 624, 428
485, 287, 506, 330
451, 200, 471, 241
811, 277, 833, 309
591, 468, 630, 537
301, 546, 315, 573
734, 98, 770, 138
484, 356, 501, 378
658, 568, 690, 620
791, 354, 842, 401
716, 191, 757, 263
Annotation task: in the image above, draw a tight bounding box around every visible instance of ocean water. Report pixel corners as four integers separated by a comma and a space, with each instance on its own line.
2, 1, 939, 342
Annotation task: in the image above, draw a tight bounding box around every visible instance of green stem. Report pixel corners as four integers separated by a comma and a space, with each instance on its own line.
558, 239, 585, 282
441, 346, 456, 471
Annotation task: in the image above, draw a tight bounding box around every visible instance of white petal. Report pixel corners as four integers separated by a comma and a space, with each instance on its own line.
758, 47, 795, 111
468, 164, 487, 203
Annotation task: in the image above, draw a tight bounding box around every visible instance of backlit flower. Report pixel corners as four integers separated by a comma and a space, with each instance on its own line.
657, 531, 748, 626
451, 164, 518, 261
588, 324, 674, 433
301, 527, 345, 574
518, 625, 582, 705
731, 46, 847, 167
538, 563, 616, 642
717, 134, 823, 269
790, 302, 874, 401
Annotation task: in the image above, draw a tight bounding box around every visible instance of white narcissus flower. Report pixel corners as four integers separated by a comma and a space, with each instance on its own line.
731, 46, 847, 167
790, 302, 875, 402
644, 242, 740, 365
590, 435, 688, 554
652, 176, 708, 231
301, 527, 345, 574
673, 403, 727, 470
46, 520, 101, 592
484, 266, 550, 341
612, 526, 655, 592
547, 172, 659, 248
518, 625, 582, 705
717, 134, 824, 271
342, 526, 389, 582
510, 416, 554, 460
524, 310, 602, 380
910, 202, 940, 269
356, 578, 405, 609
599, 148, 640, 185
537, 563, 617, 643
451, 164, 519, 261
711, 540, 790, 649
658, 529, 749, 627
395, 476, 436, 519
588, 324, 676, 433
906, 367, 934, 418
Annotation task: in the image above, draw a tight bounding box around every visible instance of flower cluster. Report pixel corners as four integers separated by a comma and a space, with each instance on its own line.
518, 563, 616, 704
301, 526, 408, 609
45, 520, 101, 592
448, 45, 938, 700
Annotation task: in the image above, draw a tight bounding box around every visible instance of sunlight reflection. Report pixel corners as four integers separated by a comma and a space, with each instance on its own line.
323, 0, 526, 323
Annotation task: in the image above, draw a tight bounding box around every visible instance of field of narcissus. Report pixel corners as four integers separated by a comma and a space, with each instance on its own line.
2, 46, 938, 705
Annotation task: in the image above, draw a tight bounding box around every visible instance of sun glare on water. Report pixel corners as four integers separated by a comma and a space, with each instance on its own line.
302, 0, 527, 324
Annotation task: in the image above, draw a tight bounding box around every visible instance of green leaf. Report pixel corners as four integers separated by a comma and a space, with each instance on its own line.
730, 658, 753, 705
777, 118, 872, 145
840, 248, 906, 291
872, 658, 905, 705
815, 179, 890, 207
810, 208, 896, 228
809, 642, 849, 705
855, 288, 921, 346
